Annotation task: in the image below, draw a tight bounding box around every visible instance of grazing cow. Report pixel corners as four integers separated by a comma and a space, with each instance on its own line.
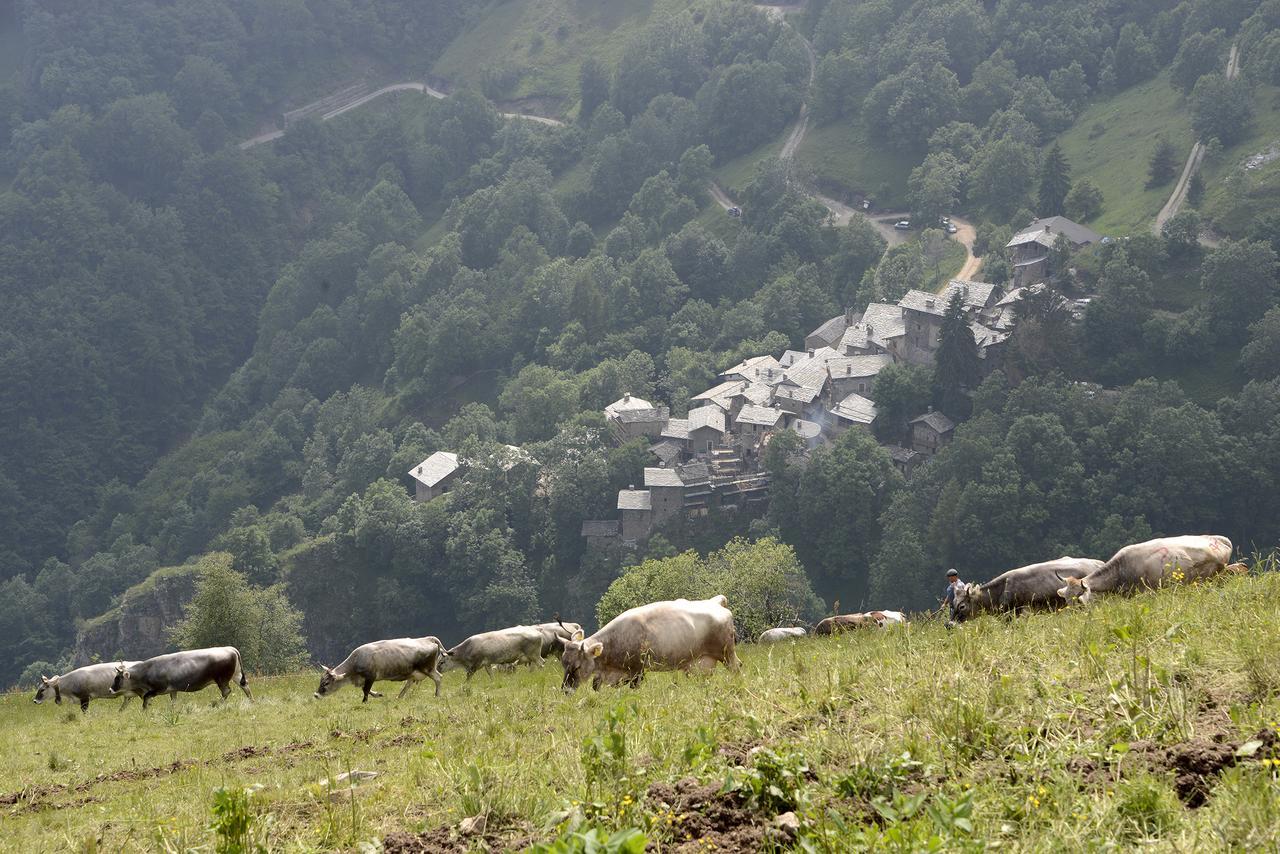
1057, 535, 1233, 604
759, 627, 807, 644
439, 626, 544, 679
560, 595, 739, 692
315, 636, 445, 702
813, 613, 879, 635
952, 557, 1105, 622
869, 610, 907, 626
529, 620, 585, 658
111, 647, 251, 709
34, 662, 142, 713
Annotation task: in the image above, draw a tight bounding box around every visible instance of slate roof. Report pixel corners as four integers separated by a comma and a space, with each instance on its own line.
687, 406, 727, 434
1009, 216, 1101, 248
783, 346, 838, 390
774, 383, 821, 404
732, 383, 775, 406
614, 406, 668, 424
910, 411, 956, 434
885, 445, 921, 464
721, 355, 783, 383
408, 451, 460, 488
735, 403, 784, 427
604, 393, 654, 416
900, 281, 1000, 317
828, 353, 893, 379
581, 520, 621, 537
969, 322, 1010, 349
649, 440, 683, 465
831, 393, 878, 425
617, 489, 652, 511
779, 349, 809, 367
676, 461, 710, 485
661, 418, 690, 441
644, 467, 684, 488
691, 380, 747, 408
898, 289, 948, 316
859, 302, 907, 347
807, 313, 852, 347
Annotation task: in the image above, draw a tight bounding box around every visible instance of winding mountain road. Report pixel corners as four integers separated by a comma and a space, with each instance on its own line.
1152, 43, 1239, 238
240, 81, 563, 150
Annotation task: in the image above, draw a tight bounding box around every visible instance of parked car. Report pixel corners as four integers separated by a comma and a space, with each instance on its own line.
945, 222, 958, 234
893, 220, 911, 230
727, 206, 742, 218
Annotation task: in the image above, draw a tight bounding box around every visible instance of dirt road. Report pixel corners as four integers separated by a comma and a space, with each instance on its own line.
240, 81, 562, 150
1152, 43, 1238, 237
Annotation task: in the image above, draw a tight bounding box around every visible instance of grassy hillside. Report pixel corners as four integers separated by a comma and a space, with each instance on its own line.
1200, 84, 1280, 237
793, 117, 917, 209
433, 0, 690, 115
5, 571, 1280, 851
1056, 72, 1194, 237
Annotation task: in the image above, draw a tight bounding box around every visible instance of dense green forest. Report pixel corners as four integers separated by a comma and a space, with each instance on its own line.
2, 0, 1279, 687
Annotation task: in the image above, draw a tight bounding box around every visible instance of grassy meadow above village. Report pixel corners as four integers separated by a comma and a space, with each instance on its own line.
5, 571, 1280, 852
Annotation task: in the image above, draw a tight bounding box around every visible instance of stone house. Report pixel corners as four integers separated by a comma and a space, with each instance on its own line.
828, 392, 878, 435
828, 354, 893, 401
687, 405, 727, 454
909, 410, 956, 456
617, 488, 653, 542
581, 519, 621, 548
1005, 216, 1101, 287
643, 466, 686, 525
408, 451, 460, 502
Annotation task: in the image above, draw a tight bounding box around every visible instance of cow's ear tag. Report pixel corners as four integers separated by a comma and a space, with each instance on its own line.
572, 630, 585, 641
588, 642, 604, 658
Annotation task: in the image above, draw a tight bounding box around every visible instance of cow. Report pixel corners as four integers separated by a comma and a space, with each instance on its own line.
560, 595, 739, 693
952, 557, 1105, 622
869, 610, 907, 626
34, 662, 142, 713
110, 646, 251, 709
813, 613, 879, 635
529, 620, 585, 658
1057, 535, 1233, 604
315, 636, 445, 702
439, 626, 544, 680
759, 627, 807, 644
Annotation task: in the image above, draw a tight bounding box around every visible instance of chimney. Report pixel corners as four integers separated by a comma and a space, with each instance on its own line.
1044, 224, 1050, 232
628, 483, 635, 489
866, 323, 874, 336
844, 306, 855, 324
417, 466, 423, 474
807, 348, 814, 357
925, 298, 935, 309
846, 364, 852, 375
624, 392, 631, 402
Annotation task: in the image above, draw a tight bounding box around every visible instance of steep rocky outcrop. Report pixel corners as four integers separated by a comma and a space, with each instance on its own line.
73, 566, 199, 666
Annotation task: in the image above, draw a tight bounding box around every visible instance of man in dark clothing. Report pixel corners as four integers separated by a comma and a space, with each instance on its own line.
942, 568, 963, 622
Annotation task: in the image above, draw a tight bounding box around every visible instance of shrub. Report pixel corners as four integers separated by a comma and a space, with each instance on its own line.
595, 538, 824, 638
169, 553, 308, 674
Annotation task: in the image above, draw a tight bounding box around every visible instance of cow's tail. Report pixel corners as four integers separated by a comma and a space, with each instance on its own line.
231, 647, 252, 698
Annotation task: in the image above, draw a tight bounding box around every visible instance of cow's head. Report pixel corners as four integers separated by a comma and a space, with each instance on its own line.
109, 664, 131, 696
1056, 575, 1089, 604
560, 639, 604, 693
33, 675, 58, 704
313, 665, 346, 698
951, 583, 983, 622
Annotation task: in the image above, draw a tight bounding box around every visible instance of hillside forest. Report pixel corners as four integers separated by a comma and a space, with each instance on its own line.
2, 0, 1280, 687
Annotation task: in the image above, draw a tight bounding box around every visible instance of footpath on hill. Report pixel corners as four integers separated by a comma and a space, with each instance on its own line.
1151, 43, 1239, 242
239, 81, 563, 150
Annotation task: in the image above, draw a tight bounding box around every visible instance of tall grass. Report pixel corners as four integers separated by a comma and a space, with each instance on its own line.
3, 572, 1280, 851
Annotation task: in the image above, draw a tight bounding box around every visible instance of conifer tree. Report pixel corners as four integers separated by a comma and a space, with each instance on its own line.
1037, 143, 1071, 216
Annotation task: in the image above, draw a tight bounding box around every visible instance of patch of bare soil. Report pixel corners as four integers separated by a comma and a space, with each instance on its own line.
1068, 727, 1279, 808
0, 741, 314, 813
381, 825, 535, 853
647, 777, 774, 852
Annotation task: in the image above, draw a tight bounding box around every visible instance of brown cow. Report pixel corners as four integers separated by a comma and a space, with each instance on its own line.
813, 613, 878, 634
560, 596, 739, 692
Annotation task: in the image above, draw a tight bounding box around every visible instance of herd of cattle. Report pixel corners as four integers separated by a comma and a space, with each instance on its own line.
30, 535, 1245, 712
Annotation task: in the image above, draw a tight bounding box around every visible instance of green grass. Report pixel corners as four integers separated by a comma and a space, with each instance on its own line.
1200, 84, 1280, 238
6, 571, 1280, 850
1149, 265, 1203, 313
712, 137, 785, 197
691, 197, 746, 245
1055, 72, 1194, 237
793, 116, 917, 209
1144, 342, 1245, 406
920, 237, 968, 291
432, 0, 691, 115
